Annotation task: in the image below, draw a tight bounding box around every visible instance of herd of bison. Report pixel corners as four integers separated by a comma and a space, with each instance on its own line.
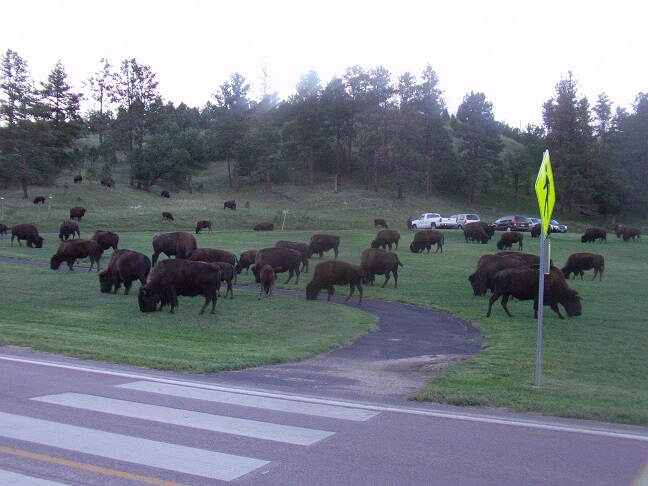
0, 202, 642, 319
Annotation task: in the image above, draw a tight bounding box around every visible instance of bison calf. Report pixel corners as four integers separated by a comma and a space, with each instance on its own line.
195, 220, 213, 234
33, 196, 45, 204
212, 261, 236, 299
224, 200, 236, 210
70, 206, 86, 221
374, 218, 388, 228
161, 190, 170, 198
99, 249, 151, 294
235, 250, 258, 274
258, 264, 277, 299
162, 211, 174, 221
51, 239, 102, 271
561, 253, 604, 281
306, 260, 365, 304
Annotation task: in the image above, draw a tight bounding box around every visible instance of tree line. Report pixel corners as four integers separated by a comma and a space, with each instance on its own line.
1, 49, 646, 217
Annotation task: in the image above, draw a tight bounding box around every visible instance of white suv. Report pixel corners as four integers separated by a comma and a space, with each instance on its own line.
451, 213, 480, 229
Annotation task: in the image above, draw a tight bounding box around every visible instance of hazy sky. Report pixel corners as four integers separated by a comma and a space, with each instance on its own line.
1, 0, 645, 127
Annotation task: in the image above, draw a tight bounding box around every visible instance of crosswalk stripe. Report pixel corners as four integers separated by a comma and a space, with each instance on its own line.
0, 411, 269, 481
0, 468, 67, 486
117, 381, 379, 421
33, 393, 335, 446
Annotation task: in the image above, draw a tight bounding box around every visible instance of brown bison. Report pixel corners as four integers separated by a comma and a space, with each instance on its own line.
138, 259, 221, 315
275, 241, 312, 272
309, 234, 340, 259
33, 196, 45, 204
50, 239, 102, 271
11, 224, 44, 248
98, 249, 151, 294
530, 223, 541, 237
59, 220, 80, 241
614, 224, 626, 238
195, 220, 212, 234
360, 248, 403, 288
497, 252, 542, 266
306, 261, 365, 304
371, 229, 400, 251
188, 247, 237, 267
258, 265, 277, 299
151, 232, 197, 265
0, 223, 7, 238
212, 261, 236, 299
410, 230, 444, 253
561, 253, 604, 281
253, 247, 302, 284
581, 227, 606, 243
70, 206, 86, 221
235, 250, 258, 274
374, 218, 388, 228
161, 190, 170, 198
92, 230, 120, 252
162, 211, 174, 221
100, 178, 114, 187
463, 222, 492, 244
224, 200, 236, 210
497, 232, 523, 251
468, 253, 531, 296
254, 222, 274, 231
622, 227, 641, 241
74, 174, 82, 183
486, 266, 582, 319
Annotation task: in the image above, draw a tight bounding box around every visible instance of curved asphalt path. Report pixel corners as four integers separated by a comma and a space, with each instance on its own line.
0, 256, 482, 402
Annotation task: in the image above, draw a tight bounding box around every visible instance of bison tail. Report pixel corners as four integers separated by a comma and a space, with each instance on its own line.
396, 255, 404, 267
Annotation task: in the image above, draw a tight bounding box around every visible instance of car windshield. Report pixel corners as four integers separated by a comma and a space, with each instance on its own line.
466, 214, 479, 220
550, 219, 559, 224
515, 216, 529, 222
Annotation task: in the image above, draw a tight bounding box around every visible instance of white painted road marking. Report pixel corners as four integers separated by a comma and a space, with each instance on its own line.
0, 469, 67, 486
117, 381, 379, 421
0, 411, 269, 481
33, 393, 335, 446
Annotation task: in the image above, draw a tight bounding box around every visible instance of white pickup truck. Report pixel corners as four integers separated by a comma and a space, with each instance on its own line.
410, 213, 457, 229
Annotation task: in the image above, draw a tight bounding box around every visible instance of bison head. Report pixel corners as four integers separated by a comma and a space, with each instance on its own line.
98, 270, 114, 293
409, 242, 421, 253
560, 289, 582, 317
496, 240, 505, 250
580, 235, 587, 243
370, 239, 380, 249
50, 255, 63, 269
468, 273, 481, 296
33, 236, 44, 248
138, 286, 160, 312
305, 282, 319, 300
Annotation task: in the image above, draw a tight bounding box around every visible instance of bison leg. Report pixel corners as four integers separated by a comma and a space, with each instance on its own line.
333, 247, 339, 259
199, 295, 210, 315
67, 259, 75, 271
387, 243, 392, 251
258, 285, 265, 300
549, 302, 564, 319
326, 285, 335, 301
393, 270, 398, 288
486, 292, 503, 317
357, 283, 363, 304
123, 281, 132, 295
319, 252, 323, 259
345, 283, 355, 303
284, 269, 294, 284
500, 295, 515, 317
295, 268, 300, 285
152, 251, 160, 265
382, 272, 390, 288
227, 281, 233, 299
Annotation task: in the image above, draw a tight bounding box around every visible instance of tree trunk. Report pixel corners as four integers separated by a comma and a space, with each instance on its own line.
227, 154, 232, 189
373, 149, 378, 192
234, 150, 240, 193
20, 175, 29, 199
308, 147, 314, 189
425, 168, 431, 198
335, 130, 342, 191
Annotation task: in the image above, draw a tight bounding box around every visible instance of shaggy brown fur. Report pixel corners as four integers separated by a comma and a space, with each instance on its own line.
69, 206, 86, 221
195, 220, 213, 234
259, 264, 277, 299
309, 234, 341, 259
188, 247, 237, 267
410, 230, 444, 253
51, 239, 102, 271
374, 218, 388, 228
92, 230, 119, 252
561, 253, 605, 281
275, 241, 312, 272
496, 231, 524, 251
11, 224, 44, 248
253, 247, 302, 284
151, 232, 197, 265
306, 261, 365, 304
98, 249, 151, 294
581, 227, 607, 243
235, 250, 258, 274
59, 220, 80, 240
360, 248, 403, 288
371, 229, 401, 251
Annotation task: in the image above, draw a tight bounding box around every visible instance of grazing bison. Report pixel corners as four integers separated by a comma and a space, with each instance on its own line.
161, 190, 170, 198
92, 230, 120, 252
614, 224, 626, 238
33, 196, 46, 204
486, 266, 582, 319
309, 234, 340, 259
69, 206, 86, 221
74, 174, 82, 183
497, 252, 541, 266
253, 247, 302, 284
374, 218, 388, 228
305, 261, 365, 304
235, 250, 258, 274
212, 261, 236, 299
622, 227, 641, 241
162, 211, 174, 221
0, 223, 7, 238
497, 231, 524, 251
463, 222, 492, 244
151, 232, 198, 265
195, 220, 212, 234
410, 230, 444, 253
561, 252, 604, 281
530, 223, 541, 237
468, 253, 530, 296
371, 229, 400, 251
188, 247, 237, 267
275, 241, 312, 272
11, 224, 44, 248
254, 222, 274, 231
138, 259, 221, 315
360, 248, 403, 288
581, 227, 607, 243
59, 220, 80, 240
98, 249, 151, 294
50, 239, 102, 271
258, 264, 277, 299
223, 200, 236, 210
100, 178, 114, 187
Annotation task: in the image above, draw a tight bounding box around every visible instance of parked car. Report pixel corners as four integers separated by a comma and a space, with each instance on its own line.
451, 213, 480, 229
550, 219, 568, 233
410, 213, 456, 229
528, 217, 541, 226
493, 215, 531, 231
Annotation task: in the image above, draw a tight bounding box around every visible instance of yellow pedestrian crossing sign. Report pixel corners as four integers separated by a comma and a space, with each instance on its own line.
535, 150, 555, 237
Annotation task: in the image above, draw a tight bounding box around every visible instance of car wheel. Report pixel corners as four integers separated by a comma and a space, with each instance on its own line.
430, 223, 436, 229
411, 224, 417, 229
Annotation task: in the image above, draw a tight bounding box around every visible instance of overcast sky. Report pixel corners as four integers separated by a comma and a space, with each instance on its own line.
1, 0, 645, 128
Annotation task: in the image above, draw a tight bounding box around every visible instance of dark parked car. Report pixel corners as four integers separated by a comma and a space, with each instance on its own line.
493, 215, 531, 231
550, 219, 568, 233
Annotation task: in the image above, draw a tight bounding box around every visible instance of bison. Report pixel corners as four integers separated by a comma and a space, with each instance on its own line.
614, 224, 626, 238
371, 229, 400, 251
138, 259, 221, 315
374, 218, 388, 228
561, 253, 604, 281
305, 261, 365, 304
360, 248, 403, 288
195, 220, 213, 234
252, 247, 302, 284
622, 227, 641, 242
258, 264, 277, 299
309, 234, 340, 259
530, 223, 541, 237
254, 222, 274, 231
74, 174, 82, 183
11, 224, 44, 248
224, 200, 236, 210
92, 230, 120, 252
581, 227, 607, 243
162, 211, 174, 221
59, 220, 80, 240
161, 190, 170, 198
410, 230, 444, 253
100, 178, 114, 188
188, 247, 237, 267
70, 206, 86, 221
50, 239, 102, 271
0, 223, 7, 238
463, 222, 492, 244
275, 241, 312, 273
33, 196, 45, 204
212, 261, 236, 299
151, 232, 197, 265
486, 265, 582, 319
98, 249, 151, 294
235, 250, 258, 274
496, 231, 523, 251
468, 253, 530, 296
